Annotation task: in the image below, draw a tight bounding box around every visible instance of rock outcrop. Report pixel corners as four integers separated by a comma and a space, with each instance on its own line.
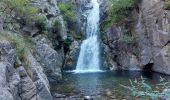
137, 0, 170, 73
0, 39, 20, 100
102, 0, 170, 74
0, 38, 54, 100
33, 35, 63, 84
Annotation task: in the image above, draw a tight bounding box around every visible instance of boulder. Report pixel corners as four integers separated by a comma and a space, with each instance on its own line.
153, 43, 170, 74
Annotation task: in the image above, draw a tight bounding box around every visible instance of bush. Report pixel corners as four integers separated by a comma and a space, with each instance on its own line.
59, 2, 76, 22
119, 29, 136, 43
121, 76, 170, 99
58, 2, 76, 30
34, 15, 48, 31
102, 0, 137, 31
0, 31, 32, 60
0, 0, 38, 20
52, 20, 62, 33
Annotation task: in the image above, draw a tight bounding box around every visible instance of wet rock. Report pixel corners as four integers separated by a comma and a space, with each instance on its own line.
105, 89, 112, 97
64, 41, 80, 70
84, 96, 93, 100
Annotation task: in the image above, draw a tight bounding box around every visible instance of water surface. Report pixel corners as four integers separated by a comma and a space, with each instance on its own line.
51, 71, 170, 99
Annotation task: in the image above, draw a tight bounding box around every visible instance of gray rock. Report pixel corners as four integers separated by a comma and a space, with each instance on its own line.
54, 93, 66, 98
153, 43, 170, 74
0, 16, 3, 32
64, 41, 80, 70
23, 50, 53, 100
33, 35, 62, 84
17, 66, 38, 100
0, 40, 20, 100
101, 0, 170, 73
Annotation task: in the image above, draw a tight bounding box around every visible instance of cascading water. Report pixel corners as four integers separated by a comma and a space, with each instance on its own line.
74, 0, 102, 73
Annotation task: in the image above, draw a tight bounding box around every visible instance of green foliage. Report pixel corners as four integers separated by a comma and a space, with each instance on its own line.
121, 76, 170, 99
52, 20, 62, 33
58, 2, 76, 31
59, 2, 76, 22
34, 15, 48, 30
102, 0, 137, 31
0, 0, 38, 19
0, 32, 26, 60
120, 30, 136, 44
164, 1, 170, 10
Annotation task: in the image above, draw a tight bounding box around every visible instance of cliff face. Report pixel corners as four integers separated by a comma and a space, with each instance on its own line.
0, 0, 66, 99
139, 0, 170, 74
102, 0, 170, 73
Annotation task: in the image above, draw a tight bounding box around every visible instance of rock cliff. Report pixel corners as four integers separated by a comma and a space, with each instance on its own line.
101, 0, 170, 74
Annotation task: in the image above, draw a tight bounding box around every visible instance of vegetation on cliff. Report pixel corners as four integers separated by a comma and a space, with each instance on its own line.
102, 0, 137, 31
0, 0, 38, 25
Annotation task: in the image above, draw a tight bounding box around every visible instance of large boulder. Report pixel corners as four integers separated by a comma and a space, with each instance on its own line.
153, 43, 170, 74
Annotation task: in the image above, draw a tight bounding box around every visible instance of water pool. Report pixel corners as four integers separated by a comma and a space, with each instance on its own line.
51, 71, 170, 100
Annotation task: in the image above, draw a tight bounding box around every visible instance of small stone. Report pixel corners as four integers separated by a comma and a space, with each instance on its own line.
84, 96, 93, 100
54, 93, 66, 98
110, 95, 116, 99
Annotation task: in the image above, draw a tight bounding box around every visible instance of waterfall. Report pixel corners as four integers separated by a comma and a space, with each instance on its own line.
74, 0, 102, 73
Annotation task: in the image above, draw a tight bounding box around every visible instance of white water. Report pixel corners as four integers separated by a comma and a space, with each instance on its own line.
74, 0, 102, 73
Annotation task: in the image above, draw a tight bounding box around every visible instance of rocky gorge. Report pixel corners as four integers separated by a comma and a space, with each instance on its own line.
0, 0, 170, 99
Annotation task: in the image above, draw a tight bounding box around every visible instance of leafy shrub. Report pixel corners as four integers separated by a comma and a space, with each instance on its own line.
34, 15, 48, 30
58, 2, 76, 30
120, 30, 136, 44
0, 32, 26, 60
121, 76, 170, 99
52, 20, 62, 33
102, 0, 137, 31
59, 2, 76, 22
0, 0, 38, 20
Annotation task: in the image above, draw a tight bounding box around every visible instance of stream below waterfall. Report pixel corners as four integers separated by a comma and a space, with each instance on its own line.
51, 71, 170, 100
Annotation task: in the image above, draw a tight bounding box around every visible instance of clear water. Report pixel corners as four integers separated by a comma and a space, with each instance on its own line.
75, 0, 101, 73
51, 71, 170, 99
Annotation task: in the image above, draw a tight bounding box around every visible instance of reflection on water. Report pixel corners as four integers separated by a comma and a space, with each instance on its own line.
75, 73, 102, 96
51, 71, 170, 98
